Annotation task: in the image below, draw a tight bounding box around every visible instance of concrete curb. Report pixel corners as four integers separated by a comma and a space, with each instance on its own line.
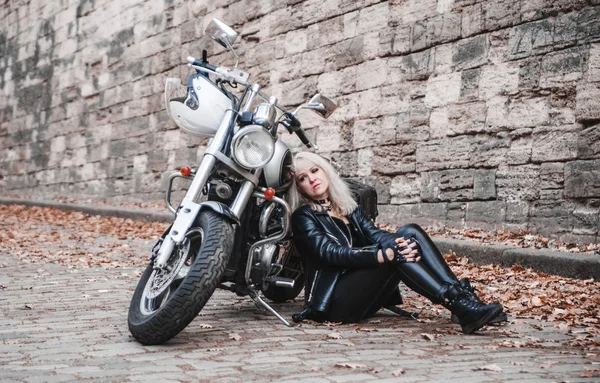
2, 197, 599, 281
433, 238, 600, 281
0, 197, 174, 223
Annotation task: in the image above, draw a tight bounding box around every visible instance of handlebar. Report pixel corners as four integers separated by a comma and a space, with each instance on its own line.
295, 128, 313, 148
187, 56, 316, 149
187, 56, 217, 72
281, 113, 315, 149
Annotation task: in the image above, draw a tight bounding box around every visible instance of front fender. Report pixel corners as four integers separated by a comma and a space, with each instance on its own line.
198, 201, 240, 225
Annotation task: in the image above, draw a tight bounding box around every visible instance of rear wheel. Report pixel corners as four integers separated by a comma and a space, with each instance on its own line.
128, 210, 234, 345
262, 241, 305, 303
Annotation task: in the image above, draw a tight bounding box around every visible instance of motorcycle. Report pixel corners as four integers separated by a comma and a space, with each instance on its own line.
127, 19, 337, 345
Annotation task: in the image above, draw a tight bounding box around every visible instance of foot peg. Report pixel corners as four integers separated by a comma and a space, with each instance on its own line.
265, 276, 295, 289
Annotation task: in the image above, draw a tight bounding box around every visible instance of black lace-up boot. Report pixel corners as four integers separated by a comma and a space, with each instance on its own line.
450, 278, 507, 325
442, 284, 503, 334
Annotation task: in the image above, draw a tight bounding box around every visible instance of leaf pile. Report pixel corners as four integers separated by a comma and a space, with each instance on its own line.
1, 204, 599, 350
0, 204, 165, 268
379, 222, 599, 254
426, 224, 599, 254
399, 251, 600, 350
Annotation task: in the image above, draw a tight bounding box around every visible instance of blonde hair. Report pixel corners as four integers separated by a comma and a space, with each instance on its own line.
288, 152, 358, 216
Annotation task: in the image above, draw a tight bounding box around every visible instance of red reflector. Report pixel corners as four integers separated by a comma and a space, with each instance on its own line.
264, 188, 275, 200
180, 166, 191, 177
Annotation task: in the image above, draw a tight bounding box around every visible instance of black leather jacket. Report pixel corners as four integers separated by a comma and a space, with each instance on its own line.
291, 205, 401, 321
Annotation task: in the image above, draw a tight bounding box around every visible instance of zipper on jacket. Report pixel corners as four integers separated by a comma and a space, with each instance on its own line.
326, 215, 352, 248
307, 269, 320, 303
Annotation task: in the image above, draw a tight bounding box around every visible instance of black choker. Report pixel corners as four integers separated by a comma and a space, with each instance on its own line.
314, 198, 332, 211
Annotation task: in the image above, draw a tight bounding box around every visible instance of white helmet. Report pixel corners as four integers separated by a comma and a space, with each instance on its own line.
165, 75, 232, 137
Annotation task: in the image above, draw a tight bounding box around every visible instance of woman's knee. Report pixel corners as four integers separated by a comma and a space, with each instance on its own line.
395, 223, 427, 238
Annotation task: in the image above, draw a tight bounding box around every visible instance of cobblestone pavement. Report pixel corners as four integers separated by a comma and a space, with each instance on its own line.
1, 237, 599, 383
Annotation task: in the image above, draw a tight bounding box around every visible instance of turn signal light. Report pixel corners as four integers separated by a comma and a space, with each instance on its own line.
180, 166, 191, 177
264, 188, 275, 200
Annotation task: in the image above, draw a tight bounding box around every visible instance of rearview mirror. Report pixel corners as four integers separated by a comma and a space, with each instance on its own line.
305, 94, 337, 119
205, 18, 238, 50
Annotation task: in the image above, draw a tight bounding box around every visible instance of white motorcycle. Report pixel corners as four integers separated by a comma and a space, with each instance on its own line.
127, 19, 337, 345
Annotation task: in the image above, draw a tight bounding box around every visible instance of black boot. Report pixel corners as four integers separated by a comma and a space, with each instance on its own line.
442, 284, 503, 334
450, 278, 507, 325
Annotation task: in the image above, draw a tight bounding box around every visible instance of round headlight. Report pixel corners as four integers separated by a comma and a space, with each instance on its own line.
231, 126, 275, 169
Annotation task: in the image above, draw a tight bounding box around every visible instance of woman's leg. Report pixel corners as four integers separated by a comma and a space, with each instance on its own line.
327, 262, 451, 323
396, 224, 504, 333
396, 223, 459, 285
327, 266, 402, 323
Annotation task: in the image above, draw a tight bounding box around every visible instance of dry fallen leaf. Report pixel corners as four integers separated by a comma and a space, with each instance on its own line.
421, 333, 435, 341
327, 332, 342, 339
3, 204, 600, 350
335, 363, 366, 369
392, 369, 406, 376
476, 364, 503, 372
531, 296, 546, 307
581, 369, 599, 378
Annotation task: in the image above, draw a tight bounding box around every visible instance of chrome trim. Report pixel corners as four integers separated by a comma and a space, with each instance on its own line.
259, 202, 277, 238
182, 109, 234, 206
242, 84, 260, 113
165, 171, 194, 214
244, 192, 291, 287
155, 200, 202, 269
230, 179, 259, 218
210, 150, 259, 184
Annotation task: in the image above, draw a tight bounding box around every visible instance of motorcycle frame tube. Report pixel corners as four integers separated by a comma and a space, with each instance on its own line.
165, 172, 194, 215
244, 193, 291, 286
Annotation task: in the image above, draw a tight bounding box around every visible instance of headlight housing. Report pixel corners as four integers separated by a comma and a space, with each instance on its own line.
231, 125, 275, 169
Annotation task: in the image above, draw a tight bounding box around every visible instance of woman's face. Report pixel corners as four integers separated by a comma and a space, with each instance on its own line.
295, 161, 330, 201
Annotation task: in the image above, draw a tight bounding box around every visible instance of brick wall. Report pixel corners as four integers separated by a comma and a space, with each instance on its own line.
1, 0, 599, 243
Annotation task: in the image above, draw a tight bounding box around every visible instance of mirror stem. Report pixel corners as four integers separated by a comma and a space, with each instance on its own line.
225, 38, 240, 69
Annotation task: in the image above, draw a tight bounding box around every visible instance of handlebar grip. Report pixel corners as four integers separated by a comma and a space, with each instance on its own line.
187, 56, 217, 71
296, 128, 313, 148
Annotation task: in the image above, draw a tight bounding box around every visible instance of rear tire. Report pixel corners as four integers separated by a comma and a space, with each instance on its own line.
262, 243, 305, 303
128, 210, 234, 345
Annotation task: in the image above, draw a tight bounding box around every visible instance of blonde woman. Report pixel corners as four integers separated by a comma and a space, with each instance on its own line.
289, 152, 505, 334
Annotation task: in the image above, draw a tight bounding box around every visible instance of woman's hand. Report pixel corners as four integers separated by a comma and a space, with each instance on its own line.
377, 237, 421, 264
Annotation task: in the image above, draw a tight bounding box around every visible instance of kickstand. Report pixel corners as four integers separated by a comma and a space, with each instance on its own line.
385, 305, 419, 320
249, 289, 293, 327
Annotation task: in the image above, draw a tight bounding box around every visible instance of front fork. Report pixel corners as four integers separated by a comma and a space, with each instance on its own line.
154, 109, 258, 270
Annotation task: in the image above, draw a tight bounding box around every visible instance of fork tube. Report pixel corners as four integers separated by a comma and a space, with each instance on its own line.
230, 175, 260, 218
241, 84, 260, 113
183, 109, 234, 205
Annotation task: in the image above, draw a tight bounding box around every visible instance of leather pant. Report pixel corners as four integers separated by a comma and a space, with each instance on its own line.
326, 224, 459, 323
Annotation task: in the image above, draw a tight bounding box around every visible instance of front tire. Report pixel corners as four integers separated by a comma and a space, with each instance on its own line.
128, 210, 234, 345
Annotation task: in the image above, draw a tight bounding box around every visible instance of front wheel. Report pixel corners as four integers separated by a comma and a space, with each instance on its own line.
128, 210, 234, 345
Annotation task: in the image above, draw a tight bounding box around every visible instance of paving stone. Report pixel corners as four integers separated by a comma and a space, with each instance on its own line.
0, 225, 596, 383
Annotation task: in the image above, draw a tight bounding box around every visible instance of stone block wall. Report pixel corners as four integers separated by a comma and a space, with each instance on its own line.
1, 0, 599, 243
